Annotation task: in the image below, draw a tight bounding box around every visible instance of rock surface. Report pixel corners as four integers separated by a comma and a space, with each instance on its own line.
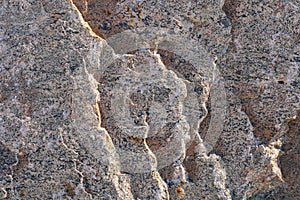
0, 0, 299, 199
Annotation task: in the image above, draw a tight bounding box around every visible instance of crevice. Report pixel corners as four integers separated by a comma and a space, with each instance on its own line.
69, 0, 105, 41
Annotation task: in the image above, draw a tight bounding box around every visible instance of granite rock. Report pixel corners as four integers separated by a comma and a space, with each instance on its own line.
0, 0, 299, 199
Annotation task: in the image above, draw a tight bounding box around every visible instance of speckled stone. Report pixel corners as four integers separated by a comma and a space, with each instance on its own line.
0, 1, 133, 199
1, 0, 299, 199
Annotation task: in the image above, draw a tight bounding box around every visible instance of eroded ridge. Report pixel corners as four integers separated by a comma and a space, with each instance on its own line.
97, 50, 192, 173
71, 0, 229, 199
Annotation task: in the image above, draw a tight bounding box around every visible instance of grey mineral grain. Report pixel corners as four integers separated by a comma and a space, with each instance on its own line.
1, 0, 299, 200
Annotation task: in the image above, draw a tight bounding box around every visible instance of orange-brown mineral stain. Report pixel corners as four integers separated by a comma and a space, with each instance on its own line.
180, 180, 186, 186
176, 186, 185, 195
129, 136, 144, 143
137, 4, 142, 18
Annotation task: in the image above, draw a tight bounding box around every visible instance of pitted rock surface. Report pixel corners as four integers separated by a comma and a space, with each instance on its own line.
1, 0, 299, 199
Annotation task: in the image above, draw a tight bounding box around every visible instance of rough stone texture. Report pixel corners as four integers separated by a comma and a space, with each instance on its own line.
1, 0, 299, 200
277, 110, 300, 199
